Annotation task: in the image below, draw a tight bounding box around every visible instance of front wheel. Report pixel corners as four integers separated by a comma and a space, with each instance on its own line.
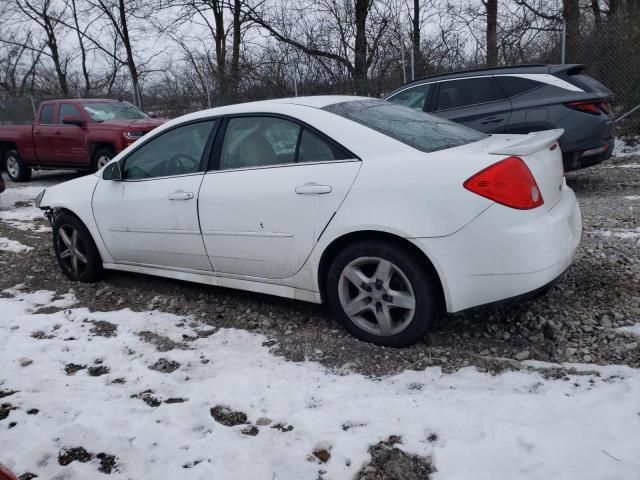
52, 213, 102, 282
4, 150, 32, 182
326, 240, 442, 347
92, 147, 114, 172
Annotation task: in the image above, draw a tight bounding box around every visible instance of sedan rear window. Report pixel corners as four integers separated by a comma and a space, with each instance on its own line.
323, 99, 487, 153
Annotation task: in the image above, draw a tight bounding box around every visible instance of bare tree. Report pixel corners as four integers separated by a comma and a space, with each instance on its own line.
483, 0, 498, 65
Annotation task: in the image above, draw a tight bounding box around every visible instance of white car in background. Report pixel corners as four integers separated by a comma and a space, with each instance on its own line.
37, 96, 582, 346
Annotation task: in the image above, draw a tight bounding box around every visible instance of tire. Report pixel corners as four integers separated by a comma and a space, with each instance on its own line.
92, 147, 114, 172
326, 240, 442, 347
52, 212, 102, 282
3, 150, 32, 182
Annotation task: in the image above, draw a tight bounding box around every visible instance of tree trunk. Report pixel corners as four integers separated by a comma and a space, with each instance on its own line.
353, 0, 369, 95
412, 0, 421, 78
118, 0, 141, 106
485, 0, 498, 66
230, 0, 241, 102
70, 0, 91, 96
563, 0, 580, 59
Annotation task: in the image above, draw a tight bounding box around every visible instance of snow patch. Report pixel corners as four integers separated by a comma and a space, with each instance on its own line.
624, 196, 640, 201
0, 236, 33, 253
594, 228, 640, 240
613, 136, 640, 158
0, 185, 49, 232
618, 324, 640, 339
0, 290, 639, 480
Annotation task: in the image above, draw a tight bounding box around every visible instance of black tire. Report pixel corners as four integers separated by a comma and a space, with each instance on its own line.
326, 240, 442, 347
3, 149, 32, 182
92, 147, 115, 172
52, 212, 102, 282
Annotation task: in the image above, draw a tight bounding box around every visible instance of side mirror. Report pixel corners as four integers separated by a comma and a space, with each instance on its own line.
62, 115, 84, 126
102, 161, 122, 181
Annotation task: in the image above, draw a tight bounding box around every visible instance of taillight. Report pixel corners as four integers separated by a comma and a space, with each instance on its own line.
567, 100, 609, 115
464, 156, 544, 210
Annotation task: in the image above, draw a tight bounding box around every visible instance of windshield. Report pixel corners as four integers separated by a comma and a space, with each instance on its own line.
83, 102, 148, 122
322, 99, 487, 153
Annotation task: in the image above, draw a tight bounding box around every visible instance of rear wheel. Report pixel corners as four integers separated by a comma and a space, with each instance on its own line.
52, 213, 102, 282
4, 150, 32, 182
326, 240, 441, 347
92, 147, 114, 171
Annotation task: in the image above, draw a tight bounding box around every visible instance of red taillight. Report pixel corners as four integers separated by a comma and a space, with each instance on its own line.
567, 100, 608, 115
464, 156, 544, 210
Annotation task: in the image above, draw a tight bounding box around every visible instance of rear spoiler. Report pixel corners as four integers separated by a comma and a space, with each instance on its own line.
489, 129, 564, 156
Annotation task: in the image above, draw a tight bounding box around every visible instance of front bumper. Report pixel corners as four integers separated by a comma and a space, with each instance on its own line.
411, 183, 582, 313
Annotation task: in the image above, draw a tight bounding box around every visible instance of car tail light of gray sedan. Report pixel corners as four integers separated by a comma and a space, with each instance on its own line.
36, 96, 582, 346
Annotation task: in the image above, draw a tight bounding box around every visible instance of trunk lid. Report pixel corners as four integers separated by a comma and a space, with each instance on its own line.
487, 129, 565, 209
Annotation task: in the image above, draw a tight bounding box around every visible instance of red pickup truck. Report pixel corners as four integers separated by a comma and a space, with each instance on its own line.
0, 98, 165, 182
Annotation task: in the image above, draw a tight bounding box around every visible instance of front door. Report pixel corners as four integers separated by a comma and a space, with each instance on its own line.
92, 119, 218, 271
198, 116, 361, 279
55, 102, 89, 166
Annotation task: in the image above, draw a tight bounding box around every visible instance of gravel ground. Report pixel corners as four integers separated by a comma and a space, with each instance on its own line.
1, 156, 639, 378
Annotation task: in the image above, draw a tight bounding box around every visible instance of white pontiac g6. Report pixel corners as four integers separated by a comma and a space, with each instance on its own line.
37, 96, 582, 346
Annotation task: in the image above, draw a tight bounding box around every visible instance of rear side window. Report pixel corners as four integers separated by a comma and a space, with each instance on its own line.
58, 103, 82, 123
565, 73, 610, 93
323, 100, 487, 153
436, 77, 505, 110
298, 129, 349, 163
39, 104, 54, 124
494, 76, 542, 97
387, 84, 433, 111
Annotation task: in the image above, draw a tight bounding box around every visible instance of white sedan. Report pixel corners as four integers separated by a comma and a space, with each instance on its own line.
37, 96, 581, 346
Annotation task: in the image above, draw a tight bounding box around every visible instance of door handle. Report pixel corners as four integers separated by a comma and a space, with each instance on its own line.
295, 183, 332, 195
34, 130, 41, 134
481, 117, 504, 124
54, 130, 61, 135
168, 191, 194, 200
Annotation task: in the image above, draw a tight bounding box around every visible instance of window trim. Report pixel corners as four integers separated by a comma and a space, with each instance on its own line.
208, 113, 358, 172
118, 118, 220, 182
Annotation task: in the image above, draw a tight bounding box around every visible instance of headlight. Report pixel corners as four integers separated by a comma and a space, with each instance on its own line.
123, 131, 145, 140
35, 189, 46, 208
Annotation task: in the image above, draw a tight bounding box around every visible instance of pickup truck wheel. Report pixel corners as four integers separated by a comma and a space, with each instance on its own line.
93, 148, 114, 171
4, 150, 32, 182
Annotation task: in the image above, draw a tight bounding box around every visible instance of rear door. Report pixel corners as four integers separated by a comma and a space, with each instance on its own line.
33, 103, 60, 164
431, 77, 512, 133
198, 115, 360, 279
55, 103, 89, 166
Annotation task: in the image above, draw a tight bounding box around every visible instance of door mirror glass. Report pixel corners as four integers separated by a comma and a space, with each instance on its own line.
102, 161, 122, 180
62, 115, 83, 126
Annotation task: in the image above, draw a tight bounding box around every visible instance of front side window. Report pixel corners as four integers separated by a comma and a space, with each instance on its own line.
387, 84, 433, 111
40, 104, 54, 124
83, 102, 148, 122
58, 103, 82, 123
436, 77, 505, 110
123, 121, 216, 180
323, 99, 487, 153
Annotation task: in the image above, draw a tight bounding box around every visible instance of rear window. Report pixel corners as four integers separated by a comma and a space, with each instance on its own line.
435, 77, 505, 110
495, 76, 542, 97
323, 99, 487, 153
39, 104, 54, 124
564, 73, 610, 94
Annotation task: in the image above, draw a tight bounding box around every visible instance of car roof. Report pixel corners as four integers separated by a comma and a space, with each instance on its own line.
386, 64, 584, 95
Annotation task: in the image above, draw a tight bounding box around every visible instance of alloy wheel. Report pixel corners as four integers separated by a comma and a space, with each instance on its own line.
338, 256, 416, 336
96, 155, 111, 169
6, 156, 19, 178
57, 225, 88, 276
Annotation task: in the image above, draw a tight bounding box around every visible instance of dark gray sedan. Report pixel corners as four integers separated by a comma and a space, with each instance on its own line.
385, 64, 615, 171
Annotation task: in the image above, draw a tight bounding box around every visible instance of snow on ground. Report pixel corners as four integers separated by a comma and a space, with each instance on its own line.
618, 324, 640, 339
0, 237, 33, 253
0, 184, 49, 232
594, 228, 640, 240
625, 195, 640, 201
1, 289, 639, 480
613, 136, 640, 158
